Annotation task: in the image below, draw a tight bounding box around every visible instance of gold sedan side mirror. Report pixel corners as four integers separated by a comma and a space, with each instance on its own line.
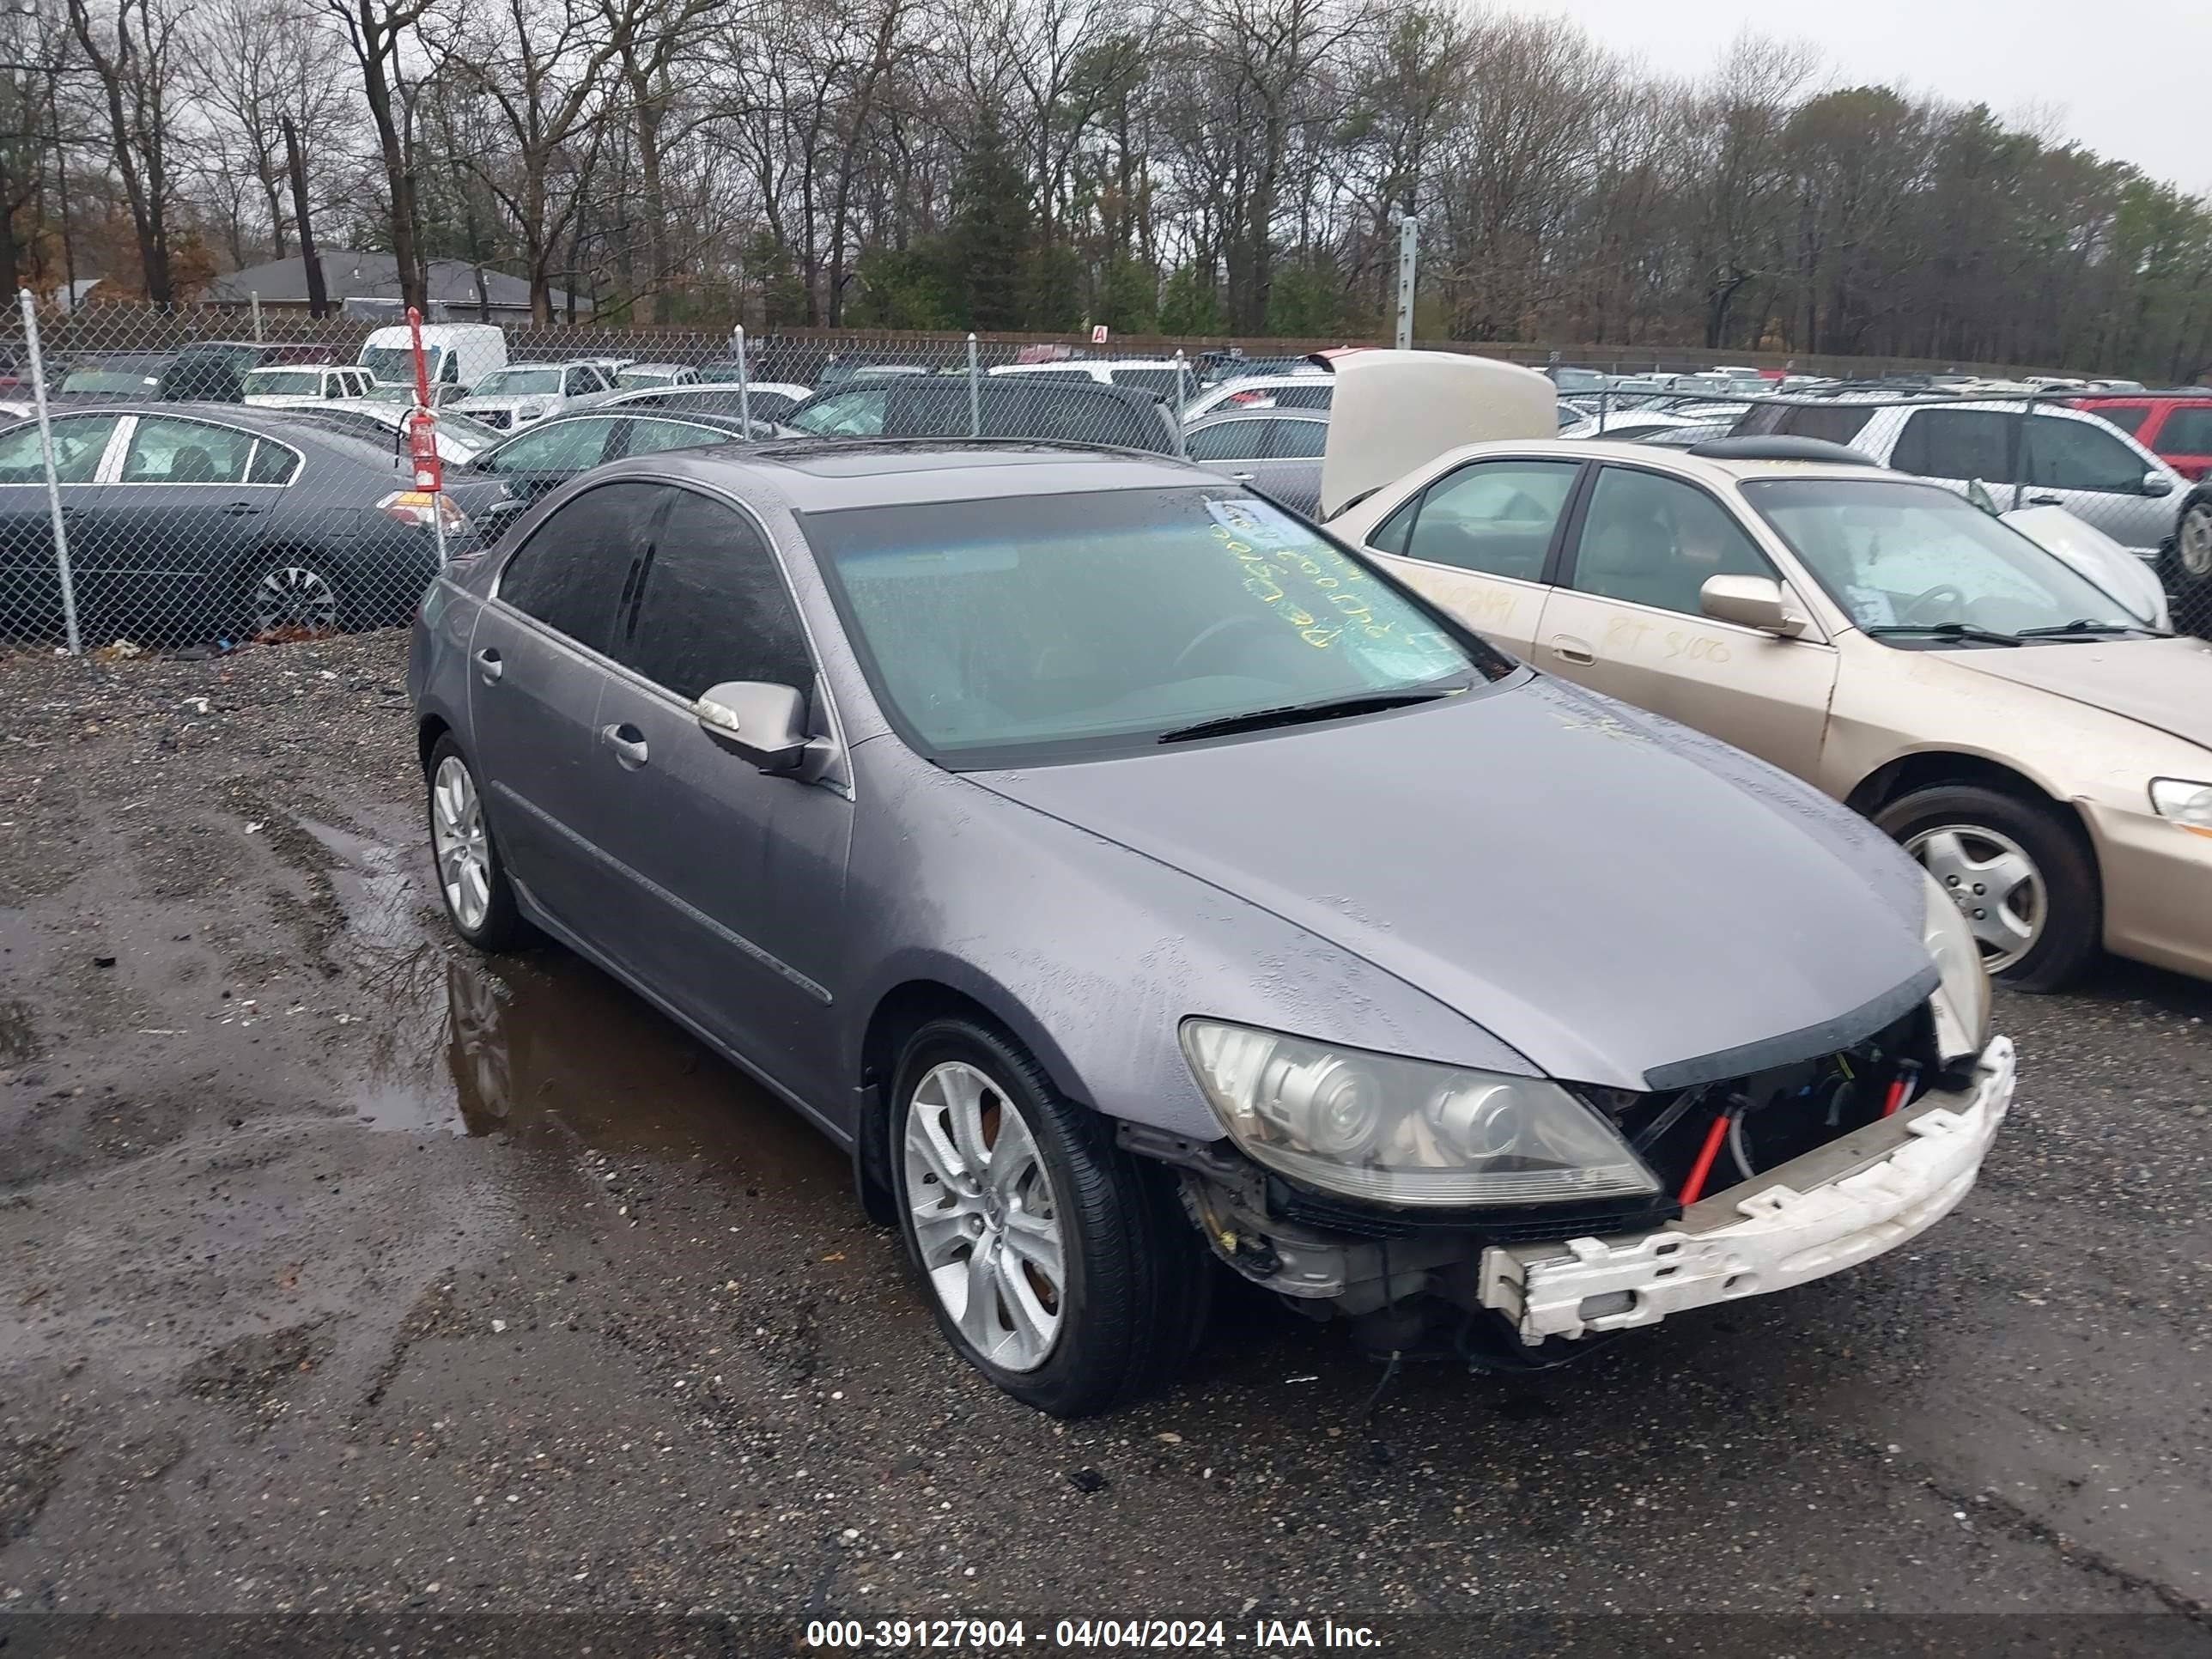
1700, 574, 1807, 638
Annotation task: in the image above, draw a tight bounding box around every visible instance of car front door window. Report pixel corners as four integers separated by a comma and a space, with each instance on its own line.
1566, 466, 1773, 616
1892, 408, 2012, 481
1267, 419, 1328, 459
621, 418, 727, 458
479, 417, 616, 477
606, 489, 811, 701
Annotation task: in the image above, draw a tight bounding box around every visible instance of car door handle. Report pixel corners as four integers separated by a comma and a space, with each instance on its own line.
599, 722, 648, 769
2027, 493, 2062, 506
1229, 471, 1255, 483
475, 647, 502, 684
220, 501, 264, 517
1549, 635, 1595, 665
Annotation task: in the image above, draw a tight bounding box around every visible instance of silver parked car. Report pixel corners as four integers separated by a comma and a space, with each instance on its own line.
1181, 408, 1328, 513
453, 361, 619, 432
410, 440, 2011, 1416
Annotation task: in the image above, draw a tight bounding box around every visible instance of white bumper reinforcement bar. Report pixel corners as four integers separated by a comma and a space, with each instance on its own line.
1480, 1036, 2015, 1343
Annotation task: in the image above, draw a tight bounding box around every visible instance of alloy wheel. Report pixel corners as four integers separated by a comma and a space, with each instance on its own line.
902, 1060, 1066, 1373
1907, 822, 2045, 973
430, 755, 493, 933
252, 563, 340, 635
2179, 503, 2212, 580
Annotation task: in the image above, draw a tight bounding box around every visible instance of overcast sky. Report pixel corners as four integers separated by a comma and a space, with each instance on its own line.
1513, 0, 2212, 198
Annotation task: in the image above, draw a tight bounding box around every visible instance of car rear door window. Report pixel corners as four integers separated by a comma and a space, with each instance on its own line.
1267, 419, 1328, 459
118, 416, 256, 483
1891, 408, 2011, 480
246, 439, 301, 485
1186, 420, 1271, 461
610, 489, 811, 702
1394, 459, 1580, 581
1567, 466, 1773, 616
497, 480, 664, 657
2022, 417, 2147, 491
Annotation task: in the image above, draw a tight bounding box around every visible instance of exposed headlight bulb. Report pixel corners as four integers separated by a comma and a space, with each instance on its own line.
1255, 1052, 1383, 1157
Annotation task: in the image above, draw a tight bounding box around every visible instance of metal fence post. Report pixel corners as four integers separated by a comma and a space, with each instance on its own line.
17, 289, 81, 656
1173, 351, 1188, 458
1394, 215, 1419, 352
2012, 389, 2037, 513
734, 325, 751, 431
966, 332, 980, 437
251, 291, 264, 344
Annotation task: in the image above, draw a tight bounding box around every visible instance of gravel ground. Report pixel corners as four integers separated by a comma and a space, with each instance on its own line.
1, 633, 2208, 1658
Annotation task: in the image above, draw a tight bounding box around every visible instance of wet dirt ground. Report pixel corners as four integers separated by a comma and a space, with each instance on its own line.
1, 633, 2208, 1656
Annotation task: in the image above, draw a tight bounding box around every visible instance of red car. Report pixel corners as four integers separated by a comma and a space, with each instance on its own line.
2071, 392, 2212, 481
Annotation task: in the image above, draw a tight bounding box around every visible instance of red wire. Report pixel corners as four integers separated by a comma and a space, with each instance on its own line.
1678, 1111, 1732, 1206
1882, 1061, 1919, 1118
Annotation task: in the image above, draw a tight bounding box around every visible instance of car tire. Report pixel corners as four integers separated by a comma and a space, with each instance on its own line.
890, 1016, 1212, 1417
425, 735, 531, 953
1875, 783, 2100, 993
2166, 489, 2212, 634
243, 550, 346, 639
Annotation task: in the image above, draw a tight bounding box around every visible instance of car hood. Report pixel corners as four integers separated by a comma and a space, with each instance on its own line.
1942, 634, 2212, 751
967, 672, 1935, 1091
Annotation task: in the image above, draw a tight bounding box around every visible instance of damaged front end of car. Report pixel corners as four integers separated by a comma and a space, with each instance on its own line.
1125, 872, 2011, 1366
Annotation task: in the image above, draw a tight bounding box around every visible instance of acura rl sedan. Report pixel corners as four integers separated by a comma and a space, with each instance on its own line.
410, 438, 2012, 1416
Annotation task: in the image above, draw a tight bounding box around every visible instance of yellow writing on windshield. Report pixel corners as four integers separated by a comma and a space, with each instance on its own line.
1210, 520, 1395, 650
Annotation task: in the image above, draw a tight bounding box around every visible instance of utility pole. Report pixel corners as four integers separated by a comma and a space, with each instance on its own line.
1393, 212, 1419, 352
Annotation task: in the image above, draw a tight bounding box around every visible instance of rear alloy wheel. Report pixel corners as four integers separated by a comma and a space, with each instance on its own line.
890, 1017, 1212, 1417
248, 556, 342, 637
1876, 783, 2100, 992
425, 737, 529, 951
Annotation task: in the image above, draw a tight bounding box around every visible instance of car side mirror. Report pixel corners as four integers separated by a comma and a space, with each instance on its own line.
1700, 574, 1806, 637
696, 680, 810, 773
2142, 470, 2173, 498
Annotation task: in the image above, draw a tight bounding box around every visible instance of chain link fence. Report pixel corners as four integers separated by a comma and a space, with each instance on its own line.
1, 297, 2203, 655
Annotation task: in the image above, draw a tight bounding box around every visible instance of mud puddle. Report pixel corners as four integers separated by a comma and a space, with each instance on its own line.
310, 812, 846, 1188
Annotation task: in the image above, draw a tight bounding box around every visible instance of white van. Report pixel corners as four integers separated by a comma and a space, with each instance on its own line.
357, 322, 507, 398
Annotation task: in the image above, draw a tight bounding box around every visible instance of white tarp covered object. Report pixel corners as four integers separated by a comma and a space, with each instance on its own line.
1318, 349, 1555, 519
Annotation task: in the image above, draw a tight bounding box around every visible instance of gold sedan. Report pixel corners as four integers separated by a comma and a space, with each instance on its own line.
1328, 439, 2212, 989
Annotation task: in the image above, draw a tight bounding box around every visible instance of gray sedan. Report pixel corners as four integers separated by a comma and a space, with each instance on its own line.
410, 439, 2011, 1416
1182, 408, 1328, 514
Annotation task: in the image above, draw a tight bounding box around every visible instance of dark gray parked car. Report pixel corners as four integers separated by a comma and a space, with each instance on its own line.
787, 377, 1179, 453
410, 439, 2012, 1416
0, 403, 491, 643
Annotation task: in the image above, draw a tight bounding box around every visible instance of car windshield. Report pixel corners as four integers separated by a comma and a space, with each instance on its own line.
474, 368, 561, 396
62, 366, 161, 393
241, 369, 320, 396
1742, 477, 2140, 639
360, 346, 436, 385
806, 488, 1505, 764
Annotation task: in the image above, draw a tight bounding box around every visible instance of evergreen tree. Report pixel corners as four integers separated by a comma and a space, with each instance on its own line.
950, 109, 1030, 331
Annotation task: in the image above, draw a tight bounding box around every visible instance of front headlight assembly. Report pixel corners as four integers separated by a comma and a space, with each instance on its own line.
2149, 777, 2212, 833
1921, 870, 1992, 1065
1179, 1019, 1659, 1206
